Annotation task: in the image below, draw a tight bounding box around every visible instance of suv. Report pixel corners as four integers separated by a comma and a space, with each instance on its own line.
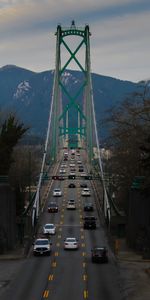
33, 238, 51, 256
91, 247, 108, 263
83, 216, 96, 229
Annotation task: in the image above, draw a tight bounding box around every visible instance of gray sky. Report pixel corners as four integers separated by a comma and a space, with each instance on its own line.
0, 0, 150, 82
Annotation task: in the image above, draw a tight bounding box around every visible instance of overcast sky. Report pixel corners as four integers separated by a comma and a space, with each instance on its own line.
0, 0, 150, 82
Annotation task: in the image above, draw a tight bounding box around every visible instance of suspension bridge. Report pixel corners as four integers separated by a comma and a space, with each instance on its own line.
1, 22, 124, 300
32, 21, 111, 229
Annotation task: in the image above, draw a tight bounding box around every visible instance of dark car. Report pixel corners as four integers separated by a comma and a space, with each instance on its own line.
83, 216, 96, 229
68, 183, 76, 188
48, 202, 58, 213
91, 247, 108, 263
84, 203, 94, 211
80, 183, 87, 188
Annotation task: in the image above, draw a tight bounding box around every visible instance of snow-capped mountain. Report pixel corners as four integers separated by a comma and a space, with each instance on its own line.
0, 65, 139, 138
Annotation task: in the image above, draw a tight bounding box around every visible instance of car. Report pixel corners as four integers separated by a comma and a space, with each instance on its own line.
64, 237, 79, 249
59, 169, 66, 174
61, 164, 67, 168
67, 200, 76, 210
70, 168, 76, 172
77, 160, 82, 164
53, 188, 62, 197
48, 202, 58, 213
43, 224, 56, 235
70, 163, 75, 167
33, 238, 51, 256
81, 188, 91, 196
84, 202, 94, 211
91, 247, 108, 263
83, 216, 96, 229
68, 183, 76, 188
80, 172, 87, 177
80, 182, 88, 188
79, 167, 84, 172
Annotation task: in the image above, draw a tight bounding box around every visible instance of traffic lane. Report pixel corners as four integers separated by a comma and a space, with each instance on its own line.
41, 179, 85, 300
43, 219, 85, 300
84, 231, 122, 300
2, 255, 52, 300
2, 178, 66, 300
82, 217, 122, 299
46, 251, 84, 300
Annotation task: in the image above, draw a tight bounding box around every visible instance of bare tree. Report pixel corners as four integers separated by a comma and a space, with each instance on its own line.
105, 83, 150, 208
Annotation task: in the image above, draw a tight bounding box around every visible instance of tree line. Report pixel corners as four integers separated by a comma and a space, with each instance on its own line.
104, 83, 150, 210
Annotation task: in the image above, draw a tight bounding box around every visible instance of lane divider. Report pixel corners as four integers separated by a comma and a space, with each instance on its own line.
83, 274, 87, 281
48, 274, 54, 281
43, 290, 49, 298
83, 290, 88, 299
52, 261, 57, 268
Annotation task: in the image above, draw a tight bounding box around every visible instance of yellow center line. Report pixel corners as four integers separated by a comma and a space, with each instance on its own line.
54, 251, 59, 256
52, 261, 57, 267
59, 227, 62, 232
60, 221, 63, 225
58, 234, 61, 239
48, 274, 54, 281
56, 242, 60, 247
43, 290, 49, 298
82, 252, 86, 257
83, 290, 88, 299
83, 274, 87, 281
81, 243, 85, 247
81, 235, 85, 239
80, 228, 84, 232
83, 262, 86, 268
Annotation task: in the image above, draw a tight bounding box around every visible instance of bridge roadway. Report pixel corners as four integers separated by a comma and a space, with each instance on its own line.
2, 150, 122, 300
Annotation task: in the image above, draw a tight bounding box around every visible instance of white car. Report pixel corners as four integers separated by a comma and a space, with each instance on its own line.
77, 160, 82, 164
67, 200, 76, 210
33, 238, 51, 256
59, 169, 66, 174
61, 164, 67, 168
64, 237, 79, 249
70, 163, 75, 167
43, 224, 56, 235
81, 188, 91, 196
80, 172, 87, 177
69, 172, 76, 176
53, 188, 62, 197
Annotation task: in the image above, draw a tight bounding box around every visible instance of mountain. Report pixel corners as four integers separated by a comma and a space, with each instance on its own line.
0, 65, 138, 140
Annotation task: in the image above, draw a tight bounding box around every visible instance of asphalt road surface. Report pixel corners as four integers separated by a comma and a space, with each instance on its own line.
1, 150, 122, 300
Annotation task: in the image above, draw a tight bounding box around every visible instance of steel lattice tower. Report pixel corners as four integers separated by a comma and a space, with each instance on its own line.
51, 21, 94, 162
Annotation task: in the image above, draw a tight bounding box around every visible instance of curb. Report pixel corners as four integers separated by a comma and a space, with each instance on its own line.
117, 256, 150, 263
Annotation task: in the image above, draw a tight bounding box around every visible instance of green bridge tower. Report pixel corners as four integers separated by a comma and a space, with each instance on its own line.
50, 21, 94, 162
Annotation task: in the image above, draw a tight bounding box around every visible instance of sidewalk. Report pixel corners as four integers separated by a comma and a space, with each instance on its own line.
115, 239, 150, 300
